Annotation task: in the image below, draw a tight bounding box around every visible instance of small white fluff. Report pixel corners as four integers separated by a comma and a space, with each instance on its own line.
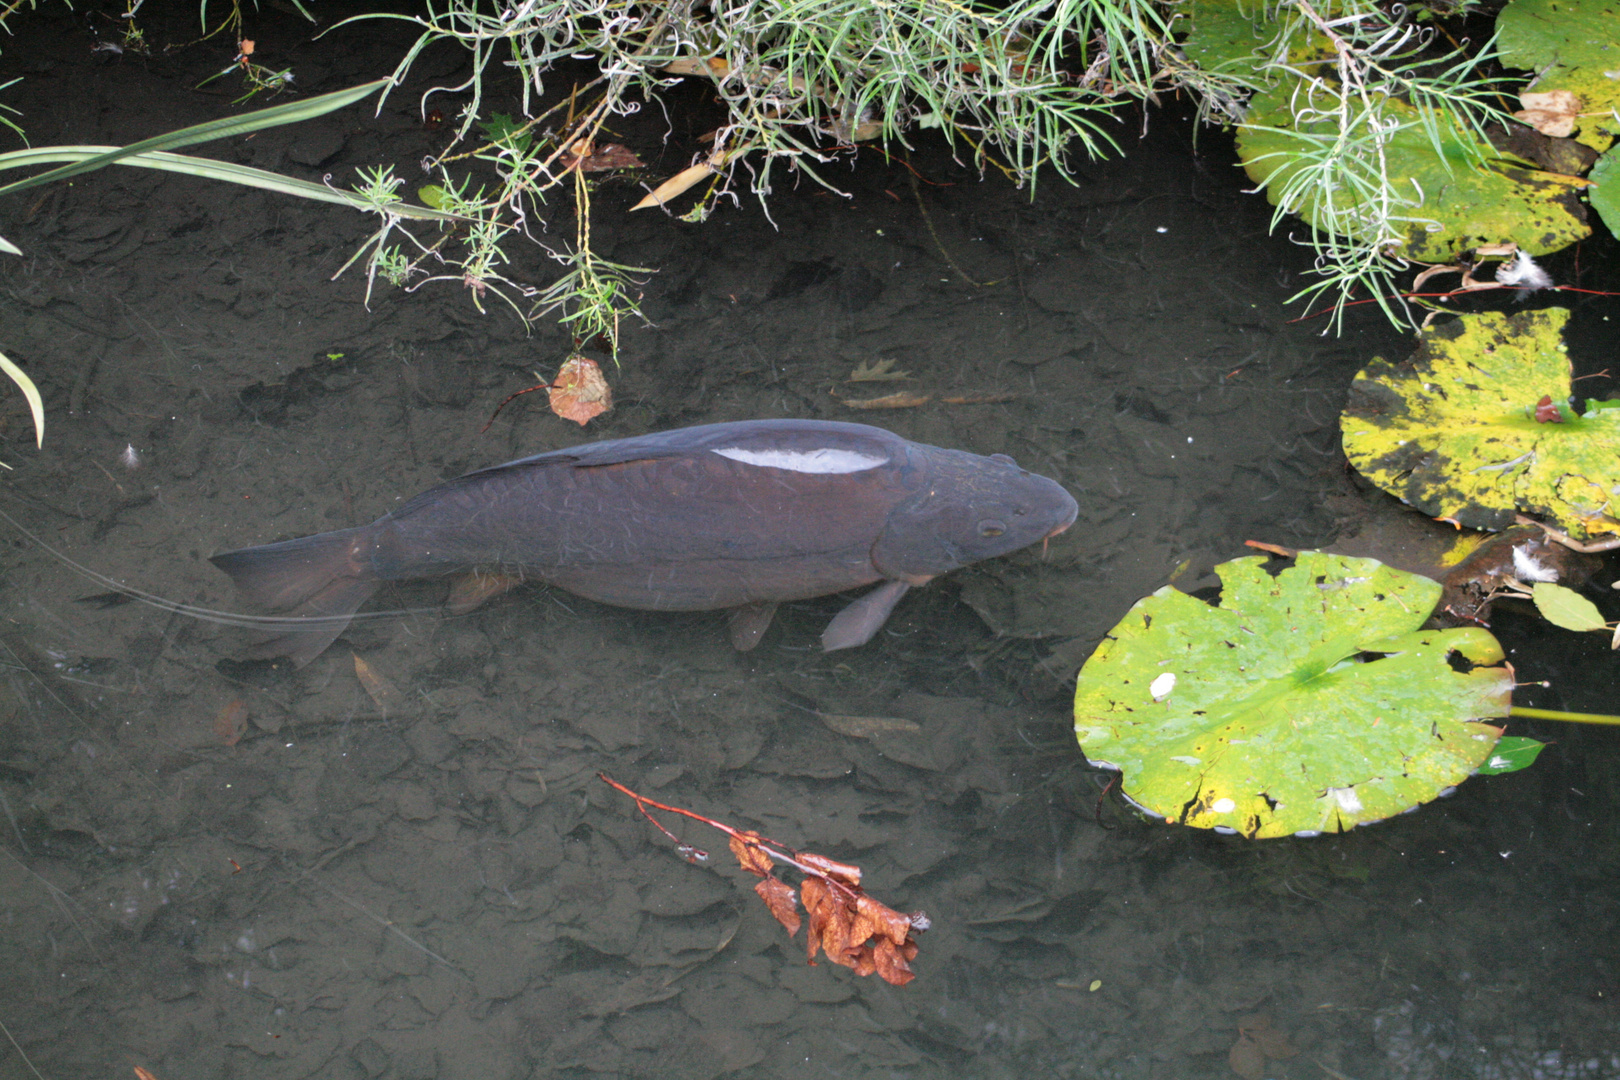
119, 443, 141, 470
1495, 250, 1554, 292
1511, 544, 1560, 583
711, 445, 887, 473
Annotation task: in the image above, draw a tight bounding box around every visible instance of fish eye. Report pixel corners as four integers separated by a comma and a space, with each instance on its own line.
977, 519, 1006, 538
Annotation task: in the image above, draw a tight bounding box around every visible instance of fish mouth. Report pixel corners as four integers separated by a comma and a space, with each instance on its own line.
1045, 500, 1079, 538
1040, 502, 1078, 554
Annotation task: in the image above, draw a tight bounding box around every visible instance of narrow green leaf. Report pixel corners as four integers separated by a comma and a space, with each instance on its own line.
0, 78, 391, 198
1476, 736, 1545, 775
0, 148, 460, 222
1531, 581, 1608, 633
0, 347, 43, 448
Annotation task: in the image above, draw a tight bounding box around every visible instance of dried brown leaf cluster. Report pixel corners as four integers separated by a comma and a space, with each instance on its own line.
730, 834, 922, 986
601, 774, 928, 987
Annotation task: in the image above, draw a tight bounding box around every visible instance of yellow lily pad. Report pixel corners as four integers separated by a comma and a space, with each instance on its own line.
1342, 308, 1620, 538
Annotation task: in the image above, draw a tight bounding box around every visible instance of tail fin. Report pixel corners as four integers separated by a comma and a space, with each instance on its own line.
210, 527, 380, 666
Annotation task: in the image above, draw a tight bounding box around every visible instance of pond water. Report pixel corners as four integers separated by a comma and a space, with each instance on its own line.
0, 7, 1617, 1079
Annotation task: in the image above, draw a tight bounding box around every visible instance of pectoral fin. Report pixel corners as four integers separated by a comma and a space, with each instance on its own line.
446, 571, 525, 615
727, 601, 779, 651
820, 580, 912, 652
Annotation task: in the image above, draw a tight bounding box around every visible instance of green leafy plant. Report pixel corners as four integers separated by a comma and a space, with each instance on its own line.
1178, 0, 1561, 330
323, 0, 1168, 357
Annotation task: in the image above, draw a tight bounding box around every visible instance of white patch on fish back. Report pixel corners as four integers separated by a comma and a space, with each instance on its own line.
712, 445, 887, 473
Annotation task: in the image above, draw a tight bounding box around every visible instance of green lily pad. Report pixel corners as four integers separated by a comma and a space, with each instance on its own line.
1074, 552, 1513, 839
1238, 85, 1591, 262
1180, 0, 1336, 74
1591, 144, 1620, 237
1498, 0, 1620, 153
1342, 308, 1620, 539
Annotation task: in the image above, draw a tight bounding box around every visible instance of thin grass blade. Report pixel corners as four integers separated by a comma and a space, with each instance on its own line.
0, 77, 391, 197
0, 347, 43, 448
0, 147, 461, 221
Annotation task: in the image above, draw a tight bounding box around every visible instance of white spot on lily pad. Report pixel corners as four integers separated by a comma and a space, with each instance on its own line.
1211, 797, 1236, 814
1326, 786, 1363, 813
1149, 672, 1176, 701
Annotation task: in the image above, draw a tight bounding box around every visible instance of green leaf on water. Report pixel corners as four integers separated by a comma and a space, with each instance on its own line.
1074, 552, 1514, 839
1531, 581, 1608, 632
418, 184, 447, 209
1476, 736, 1546, 775
1342, 308, 1620, 540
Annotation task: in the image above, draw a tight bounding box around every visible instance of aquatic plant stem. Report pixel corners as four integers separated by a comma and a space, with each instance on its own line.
1510, 706, 1620, 727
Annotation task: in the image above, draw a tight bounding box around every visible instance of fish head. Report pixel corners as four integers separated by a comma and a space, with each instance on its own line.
872, 447, 1078, 579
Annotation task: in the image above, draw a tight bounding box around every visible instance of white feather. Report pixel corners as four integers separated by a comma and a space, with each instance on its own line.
1496, 250, 1554, 291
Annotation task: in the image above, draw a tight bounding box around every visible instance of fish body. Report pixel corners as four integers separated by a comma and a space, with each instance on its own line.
211, 419, 1078, 664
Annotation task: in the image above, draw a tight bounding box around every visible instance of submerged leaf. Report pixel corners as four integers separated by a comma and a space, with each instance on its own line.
1074, 552, 1514, 838
548, 355, 612, 425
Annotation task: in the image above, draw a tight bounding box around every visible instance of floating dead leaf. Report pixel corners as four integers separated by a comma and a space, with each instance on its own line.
942, 392, 1016, 405
214, 698, 249, 747
353, 653, 406, 717
817, 711, 921, 738
839, 391, 931, 410
548, 355, 612, 425
1516, 89, 1582, 138
848, 358, 909, 382
729, 830, 777, 878
632, 161, 716, 211
562, 141, 644, 172
754, 876, 801, 935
